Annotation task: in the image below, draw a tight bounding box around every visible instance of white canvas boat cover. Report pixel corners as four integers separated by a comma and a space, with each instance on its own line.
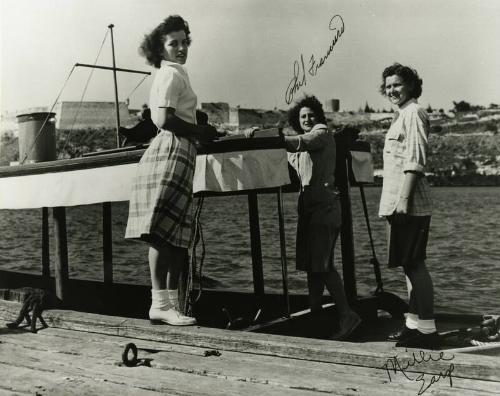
0, 148, 290, 209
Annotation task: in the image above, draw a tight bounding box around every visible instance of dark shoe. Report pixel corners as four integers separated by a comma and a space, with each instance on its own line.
331, 312, 362, 341
396, 331, 440, 349
388, 325, 419, 341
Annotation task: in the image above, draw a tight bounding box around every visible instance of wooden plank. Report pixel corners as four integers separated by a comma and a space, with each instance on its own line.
52, 207, 69, 302
1, 327, 498, 396
1, 300, 499, 383
0, 149, 144, 178
0, 136, 285, 178
0, 342, 322, 395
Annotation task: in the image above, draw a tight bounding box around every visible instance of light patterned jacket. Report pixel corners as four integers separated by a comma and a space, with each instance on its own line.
378, 99, 432, 217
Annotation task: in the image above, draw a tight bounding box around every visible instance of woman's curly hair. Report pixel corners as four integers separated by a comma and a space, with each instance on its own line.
139, 15, 191, 68
287, 95, 327, 133
379, 63, 423, 99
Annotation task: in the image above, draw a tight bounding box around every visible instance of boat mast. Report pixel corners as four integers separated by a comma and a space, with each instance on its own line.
74, 26, 150, 150
108, 24, 120, 148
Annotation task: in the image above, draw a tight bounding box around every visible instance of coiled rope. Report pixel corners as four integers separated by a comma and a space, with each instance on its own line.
185, 196, 206, 315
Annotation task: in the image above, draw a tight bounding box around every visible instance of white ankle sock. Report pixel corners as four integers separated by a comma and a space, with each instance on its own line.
167, 289, 179, 310
418, 319, 436, 334
151, 289, 169, 310
405, 313, 419, 330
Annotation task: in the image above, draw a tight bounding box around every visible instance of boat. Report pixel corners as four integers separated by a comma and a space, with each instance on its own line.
1, 24, 499, 395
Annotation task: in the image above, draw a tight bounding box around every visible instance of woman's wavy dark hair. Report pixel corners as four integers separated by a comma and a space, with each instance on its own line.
139, 15, 191, 68
379, 63, 423, 99
288, 95, 327, 133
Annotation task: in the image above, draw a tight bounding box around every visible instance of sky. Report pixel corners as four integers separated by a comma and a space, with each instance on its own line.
1, 0, 499, 115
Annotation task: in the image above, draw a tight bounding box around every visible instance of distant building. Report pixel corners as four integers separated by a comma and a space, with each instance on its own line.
201, 102, 230, 124
324, 99, 340, 112
201, 102, 284, 128
229, 107, 284, 128
54, 101, 132, 129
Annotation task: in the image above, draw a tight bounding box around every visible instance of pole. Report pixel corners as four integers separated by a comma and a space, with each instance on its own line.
277, 188, 290, 318
108, 24, 121, 148
248, 192, 265, 308
53, 207, 69, 303
41, 207, 50, 284
102, 202, 113, 284
334, 129, 357, 302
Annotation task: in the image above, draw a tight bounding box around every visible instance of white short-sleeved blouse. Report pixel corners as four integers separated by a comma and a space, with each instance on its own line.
149, 60, 197, 127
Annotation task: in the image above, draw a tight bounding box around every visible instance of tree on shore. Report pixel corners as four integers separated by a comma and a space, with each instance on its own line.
452, 100, 485, 113
364, 102, 374, 113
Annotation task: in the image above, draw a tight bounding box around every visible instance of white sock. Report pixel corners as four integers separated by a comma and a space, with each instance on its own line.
167, 289, 179, 310
151, 289, 169, 310
405, 313, 419, 330
418, 319, 436, 334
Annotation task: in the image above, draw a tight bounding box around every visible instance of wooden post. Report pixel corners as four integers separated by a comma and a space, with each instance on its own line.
41, 207, 50, 279
334, 129, 357, 302
248, 192, 265, 305
338, 172, 357, 302
53, 207, 69, 302
277, 188, 290, 318
102, 202, 113, 284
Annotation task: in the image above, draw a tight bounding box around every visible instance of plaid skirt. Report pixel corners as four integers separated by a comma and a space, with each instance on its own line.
125, 130, 196, 249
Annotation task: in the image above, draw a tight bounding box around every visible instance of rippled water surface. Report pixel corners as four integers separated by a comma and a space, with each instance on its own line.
1, 187, 499, 314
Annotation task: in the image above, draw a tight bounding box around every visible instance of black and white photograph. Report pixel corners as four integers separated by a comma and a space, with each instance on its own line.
1, 0, 499, 394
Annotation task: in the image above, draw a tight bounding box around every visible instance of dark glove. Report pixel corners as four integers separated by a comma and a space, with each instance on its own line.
198, 124, 218, 142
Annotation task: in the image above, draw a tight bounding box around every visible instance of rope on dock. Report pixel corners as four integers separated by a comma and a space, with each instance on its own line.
185, 196, 206, 315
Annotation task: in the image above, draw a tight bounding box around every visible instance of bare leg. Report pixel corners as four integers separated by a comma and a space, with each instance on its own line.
149, 241, 188, 290
148, 241, 195, 326
324, 270, 351, 318
306, 272, 325, 312
166, 246, 187, 290
149, 246, 168, 290
322, 269, 361, 340
405, 273, 418, 315
404, 261, 434, 320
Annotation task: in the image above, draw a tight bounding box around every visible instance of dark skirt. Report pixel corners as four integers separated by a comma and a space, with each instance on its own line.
386, 215, 431, 268
296, 186, 342, 273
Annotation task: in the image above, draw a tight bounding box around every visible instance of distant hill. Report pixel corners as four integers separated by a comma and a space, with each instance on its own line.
1, 109, 499, 185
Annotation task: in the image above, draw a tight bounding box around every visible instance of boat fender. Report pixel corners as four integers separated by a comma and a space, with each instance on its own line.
122, 343, 138, 367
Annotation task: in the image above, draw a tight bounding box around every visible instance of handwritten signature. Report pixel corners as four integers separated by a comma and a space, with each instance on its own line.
285, 15, 345, 104
381, 350, 454, 395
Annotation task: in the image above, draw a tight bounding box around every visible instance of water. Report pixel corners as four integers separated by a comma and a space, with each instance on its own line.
1, 187, 499, 315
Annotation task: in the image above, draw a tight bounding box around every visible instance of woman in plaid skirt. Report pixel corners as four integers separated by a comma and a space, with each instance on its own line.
379, 63, 438, 348
125, 15, 217, 326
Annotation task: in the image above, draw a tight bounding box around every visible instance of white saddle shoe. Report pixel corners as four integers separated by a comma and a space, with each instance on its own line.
149, 307, 197, 326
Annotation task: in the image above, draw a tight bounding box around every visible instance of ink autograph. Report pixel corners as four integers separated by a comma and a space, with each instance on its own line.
285, 15, 345, 104
381, 350, 455, 395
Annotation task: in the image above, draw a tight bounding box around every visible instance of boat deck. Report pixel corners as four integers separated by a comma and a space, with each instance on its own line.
1, 300, 499, 395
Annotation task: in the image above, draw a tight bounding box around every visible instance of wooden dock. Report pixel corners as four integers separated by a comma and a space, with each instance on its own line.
1, 300, 499, 395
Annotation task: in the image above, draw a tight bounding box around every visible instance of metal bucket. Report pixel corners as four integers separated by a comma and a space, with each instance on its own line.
17, 112, 57, 163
